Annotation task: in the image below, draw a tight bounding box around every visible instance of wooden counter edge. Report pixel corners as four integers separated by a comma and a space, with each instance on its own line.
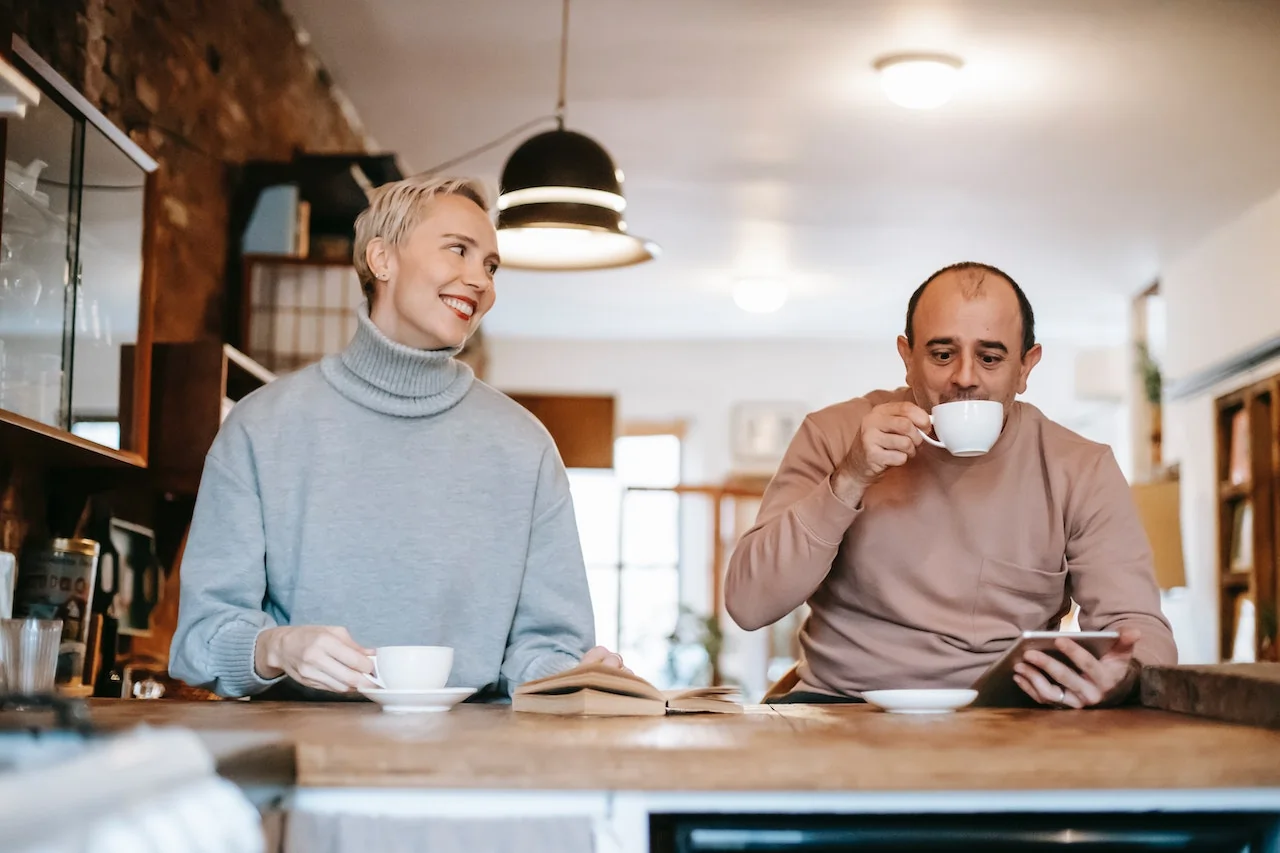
1141, 663, 1280, 730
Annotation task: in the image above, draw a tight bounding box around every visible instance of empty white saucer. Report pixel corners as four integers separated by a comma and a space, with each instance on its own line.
861, 689, 978, 715
357, 687, 476, 713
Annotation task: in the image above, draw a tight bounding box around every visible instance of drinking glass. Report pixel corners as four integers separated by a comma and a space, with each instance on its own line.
1, 618, 62, 696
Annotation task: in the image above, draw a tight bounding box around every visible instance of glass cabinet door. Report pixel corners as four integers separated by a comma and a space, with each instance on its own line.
70, 123, 148, 449
0, 39, 154, 455
0, 80, 79, 430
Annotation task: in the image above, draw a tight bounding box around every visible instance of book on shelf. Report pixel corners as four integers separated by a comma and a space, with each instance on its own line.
513, 663, 743, 717
1231, 501, 1254, 571
1231, 595, 1257, 663
1228, 409, 1251, 485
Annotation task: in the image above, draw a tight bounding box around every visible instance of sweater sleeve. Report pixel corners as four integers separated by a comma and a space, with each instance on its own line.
499, 444, 595, 692
725, 414, 861, 631
1066, 448, 1178, 667
168, 422, 284, 698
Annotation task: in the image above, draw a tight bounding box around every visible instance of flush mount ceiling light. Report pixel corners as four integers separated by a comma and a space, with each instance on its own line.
873, 53, 964, 110
496, 0, 658, 271
733, 278, 788, 314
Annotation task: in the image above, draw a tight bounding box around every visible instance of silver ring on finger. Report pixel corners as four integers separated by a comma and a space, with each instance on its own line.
1054, 684, 1068, 708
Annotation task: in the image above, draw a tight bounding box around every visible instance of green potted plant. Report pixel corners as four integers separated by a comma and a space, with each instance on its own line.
1137, 343, 1163, 466
665, 604, 727, 687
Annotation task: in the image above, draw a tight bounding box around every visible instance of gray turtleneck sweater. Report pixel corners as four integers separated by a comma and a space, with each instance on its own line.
169, 306, 595, 699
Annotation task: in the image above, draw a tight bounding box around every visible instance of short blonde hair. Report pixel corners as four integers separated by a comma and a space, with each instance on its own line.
352, 174, 493, 303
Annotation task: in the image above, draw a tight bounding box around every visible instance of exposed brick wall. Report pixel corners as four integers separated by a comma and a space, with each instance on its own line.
1, 0, 85, 87
6, 0, 367, 341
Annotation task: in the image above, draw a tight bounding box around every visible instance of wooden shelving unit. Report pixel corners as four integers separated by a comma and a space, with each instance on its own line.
0, 410, 146, 471
139, 342, 276, 495
240, 255, 363, 374
1215, 373, 1280, 661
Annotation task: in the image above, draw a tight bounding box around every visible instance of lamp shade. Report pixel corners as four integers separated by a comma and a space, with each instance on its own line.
496, 128, 658, 271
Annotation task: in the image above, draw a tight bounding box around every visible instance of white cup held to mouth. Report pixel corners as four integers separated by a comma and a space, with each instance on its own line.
366, 645, 453, 691
917, 399, 1004, 457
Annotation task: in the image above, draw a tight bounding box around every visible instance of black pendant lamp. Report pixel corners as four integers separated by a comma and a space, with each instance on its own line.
496, 0, 659, 271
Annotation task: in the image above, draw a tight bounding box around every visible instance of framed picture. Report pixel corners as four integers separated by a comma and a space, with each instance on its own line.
108, 519, 161, 636
730, 401, 809, 473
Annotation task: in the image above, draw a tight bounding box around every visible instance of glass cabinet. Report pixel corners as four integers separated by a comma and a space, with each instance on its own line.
0, 38, 155, 461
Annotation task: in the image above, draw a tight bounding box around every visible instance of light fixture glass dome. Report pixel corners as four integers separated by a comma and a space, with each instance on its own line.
497, 128, 659, 271
498, 226, 660, 271
874, 54, 963, 110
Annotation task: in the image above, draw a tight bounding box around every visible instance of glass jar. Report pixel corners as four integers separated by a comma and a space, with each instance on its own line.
13, 538, 101, 685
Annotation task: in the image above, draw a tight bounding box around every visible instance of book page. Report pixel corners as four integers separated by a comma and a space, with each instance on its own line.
662, 686, 740, 701
515, 662, 666, 702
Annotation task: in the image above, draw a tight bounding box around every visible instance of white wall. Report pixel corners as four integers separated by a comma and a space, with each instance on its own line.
1160, 186, 1280, 664
1163, 190, 1280, 382
489, 335, 1127, 695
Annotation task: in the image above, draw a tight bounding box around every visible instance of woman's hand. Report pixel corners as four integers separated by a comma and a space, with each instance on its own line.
254, 625, 375, 692
581, 645, 631, 674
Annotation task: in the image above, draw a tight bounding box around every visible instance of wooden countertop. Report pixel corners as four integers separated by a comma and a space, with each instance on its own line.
6, 700, 1277, 792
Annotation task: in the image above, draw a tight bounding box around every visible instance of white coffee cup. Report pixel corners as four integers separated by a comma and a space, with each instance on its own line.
917, 399, 1004, 457
366, 645, 453, 691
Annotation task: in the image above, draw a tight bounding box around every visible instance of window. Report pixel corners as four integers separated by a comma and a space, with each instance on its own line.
70, 418, 120, 449
568, 434, 681, 687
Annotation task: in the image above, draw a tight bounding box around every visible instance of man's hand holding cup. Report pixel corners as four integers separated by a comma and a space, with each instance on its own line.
831, 401, 932, 509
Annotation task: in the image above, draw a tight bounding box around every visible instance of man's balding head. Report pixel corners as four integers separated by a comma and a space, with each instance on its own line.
905, 262, 1036, 357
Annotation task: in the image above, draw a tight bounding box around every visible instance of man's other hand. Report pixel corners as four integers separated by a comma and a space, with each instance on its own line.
1013, 627, 1142, 709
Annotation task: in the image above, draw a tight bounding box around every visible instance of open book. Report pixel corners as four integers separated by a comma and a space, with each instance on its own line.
513, 663, 743, 716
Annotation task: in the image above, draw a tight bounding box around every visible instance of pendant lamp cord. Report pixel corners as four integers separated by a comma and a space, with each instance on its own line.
556, 0, 570, 129
420, 0, 571, 175
420, 113, 558, 176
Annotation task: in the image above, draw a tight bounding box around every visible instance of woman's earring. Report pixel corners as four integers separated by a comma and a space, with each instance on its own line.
377, 272, 388, 281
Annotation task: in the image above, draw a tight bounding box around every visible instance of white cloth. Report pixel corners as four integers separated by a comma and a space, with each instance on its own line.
14, 776, 263, 853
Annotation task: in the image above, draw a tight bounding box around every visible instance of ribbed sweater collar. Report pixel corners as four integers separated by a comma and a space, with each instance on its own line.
320, 303, 473, 417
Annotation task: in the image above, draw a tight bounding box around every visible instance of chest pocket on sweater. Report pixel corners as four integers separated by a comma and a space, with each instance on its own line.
970, 556, 1069, 653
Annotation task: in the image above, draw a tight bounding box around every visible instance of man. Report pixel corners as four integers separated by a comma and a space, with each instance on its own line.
725, 262, 1175, 708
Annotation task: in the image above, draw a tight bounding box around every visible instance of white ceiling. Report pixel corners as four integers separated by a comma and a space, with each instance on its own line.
283, 0, 1280, 344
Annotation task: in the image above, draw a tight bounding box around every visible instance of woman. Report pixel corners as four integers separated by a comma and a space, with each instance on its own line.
170, 175, 621, 699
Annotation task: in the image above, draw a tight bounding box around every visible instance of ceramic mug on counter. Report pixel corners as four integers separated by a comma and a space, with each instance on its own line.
366, 645, 453, 691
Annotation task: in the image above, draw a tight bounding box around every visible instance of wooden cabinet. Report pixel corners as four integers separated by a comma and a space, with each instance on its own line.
142, 343, 275, 494
506, 393, 615, 469
1216, 374, 1280, 661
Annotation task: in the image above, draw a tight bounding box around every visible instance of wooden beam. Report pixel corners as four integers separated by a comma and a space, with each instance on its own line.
1167, 334, 1280, 400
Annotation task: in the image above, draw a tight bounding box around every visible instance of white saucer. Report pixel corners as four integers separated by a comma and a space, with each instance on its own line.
357, 687, 476, 713
861, 689, 978, 715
